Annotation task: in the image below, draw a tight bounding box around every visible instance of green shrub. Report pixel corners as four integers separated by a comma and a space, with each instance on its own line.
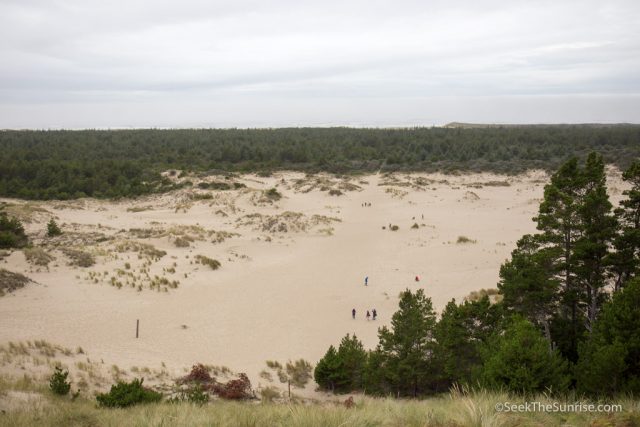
186, 384, 209, 405
46, 219, 62, 237
96, 378, 162, 408
49, 366, 71, 395
0, 211, 28, 248
265, 188, 282, 201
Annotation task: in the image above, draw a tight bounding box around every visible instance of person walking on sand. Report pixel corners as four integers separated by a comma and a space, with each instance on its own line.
372, 309, 377, 320
366, 310, 371, 321
352, 308, 356, 319
365, 276, 368, 286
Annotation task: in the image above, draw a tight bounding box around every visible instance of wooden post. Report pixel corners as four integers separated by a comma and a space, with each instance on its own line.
136, 319, 139, 338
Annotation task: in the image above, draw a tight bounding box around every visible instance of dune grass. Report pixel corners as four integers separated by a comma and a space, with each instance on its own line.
0, 380, 638, 427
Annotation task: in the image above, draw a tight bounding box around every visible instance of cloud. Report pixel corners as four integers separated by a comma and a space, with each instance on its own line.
0, 0, 639, 127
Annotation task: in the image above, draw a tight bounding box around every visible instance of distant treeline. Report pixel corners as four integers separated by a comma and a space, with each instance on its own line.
1, 126, 639, 199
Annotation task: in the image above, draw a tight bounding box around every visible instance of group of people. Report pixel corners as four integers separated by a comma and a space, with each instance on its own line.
361, 202, 372, 207
352, 308, 377, 320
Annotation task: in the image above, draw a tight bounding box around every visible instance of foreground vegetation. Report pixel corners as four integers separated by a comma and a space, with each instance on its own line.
1, 126, 639, 199
1, 377, 637, 427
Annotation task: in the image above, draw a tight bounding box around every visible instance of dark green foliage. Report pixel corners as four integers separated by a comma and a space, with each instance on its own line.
576, 278, 640, 396
314, 334, 368, 393
481, 317, 570, 394
432, 296, 502, 388
314, 346, 338, 392
502, 153, 616, 362
265, 188, 282, 201
376, 289, 437, 397
96, 378, 162, 408
0, 211, 28, 248
46, 219, 62, 237
49, 366, 71, 395
1, 126, 639, 199
498, 234, 559, 328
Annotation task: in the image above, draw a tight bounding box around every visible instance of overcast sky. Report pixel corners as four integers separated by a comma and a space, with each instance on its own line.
1, 0, 639, 128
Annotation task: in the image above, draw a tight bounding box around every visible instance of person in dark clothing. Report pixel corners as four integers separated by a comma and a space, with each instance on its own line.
366, 310, 371, 321
352, 308, 356, 319
372, 309, 377, 320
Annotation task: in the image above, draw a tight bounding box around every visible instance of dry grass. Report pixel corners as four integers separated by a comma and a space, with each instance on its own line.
126, 206, 154, 213
114, 240, 166, 260
194, 255, 221, 270
237, 212, 340, 234
61, 248, 95, 268
23, 247, 55, 267
0, 381, 637, 427
0, 269, 32, 296
465, 288, 502, 303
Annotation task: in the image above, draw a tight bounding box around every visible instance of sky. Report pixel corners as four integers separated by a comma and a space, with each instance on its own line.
1, 0, 639, 128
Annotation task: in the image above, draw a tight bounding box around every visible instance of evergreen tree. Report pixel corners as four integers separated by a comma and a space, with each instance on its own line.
433, 296, 502, 388
481, 316, 570, 394
314, 345, 339, 392
376, 289, 437, 396
535, 157, 585, 361
46, 218, 62, 237
576, 277, 640, 396
0, 211, 28, 249
314, 334, 368, 393
498, 234, 559, 340
574, 153, 616, 331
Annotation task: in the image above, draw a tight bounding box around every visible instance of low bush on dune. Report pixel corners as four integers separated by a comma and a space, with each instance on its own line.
265, 188, 282, 201
173, 236, 193, 248
195, 255, 221, 270
456, 235, 476, 244
96, 378, 162, 408
0, 211, 28, 249
174, 363, 254, 402
49, 366, 71, 396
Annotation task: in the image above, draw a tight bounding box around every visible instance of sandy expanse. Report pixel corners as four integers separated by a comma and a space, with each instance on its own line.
0, 170, 630, 396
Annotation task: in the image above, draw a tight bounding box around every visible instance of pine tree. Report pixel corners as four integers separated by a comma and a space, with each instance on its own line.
498, 234, 559, 340
481, 316, 570, 394
535, 157, 585, 361
433, 296, 502, 388
46, 218, 62, 237
377, 289, 437, 396
576, 277, 640, 396
314, 345, 339, 392
574, 153, 616, 331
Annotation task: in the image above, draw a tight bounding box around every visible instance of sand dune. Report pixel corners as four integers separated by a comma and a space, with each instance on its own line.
0, 170, 629, 396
